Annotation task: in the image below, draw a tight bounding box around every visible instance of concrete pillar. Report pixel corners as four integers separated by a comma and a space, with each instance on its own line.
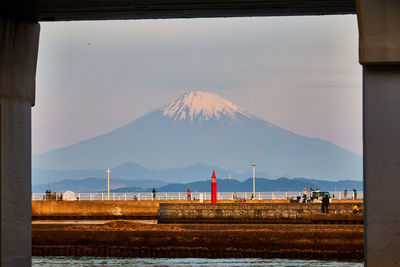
0, 19, 40, 266
363, 66, 400, 266
357, 1, 400, 266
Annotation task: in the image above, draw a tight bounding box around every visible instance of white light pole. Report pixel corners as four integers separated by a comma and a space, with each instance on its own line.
106, 168, 111, 200
252, 163, 256, 200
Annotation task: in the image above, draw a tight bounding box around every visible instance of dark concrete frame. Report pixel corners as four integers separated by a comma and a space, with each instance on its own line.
1, 0, 400, 266
2, 0, 356, 21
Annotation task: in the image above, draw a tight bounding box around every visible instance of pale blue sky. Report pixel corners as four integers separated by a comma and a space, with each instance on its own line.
34, 15, 362, 155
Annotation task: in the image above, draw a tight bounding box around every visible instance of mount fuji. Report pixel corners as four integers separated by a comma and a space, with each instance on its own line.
33, 91, 362, 181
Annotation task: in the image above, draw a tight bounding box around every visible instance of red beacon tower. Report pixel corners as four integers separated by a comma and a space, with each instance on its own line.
211, 170, 217, 203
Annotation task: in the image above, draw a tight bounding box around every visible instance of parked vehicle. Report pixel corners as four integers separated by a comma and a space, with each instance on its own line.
311, 191, 331, 203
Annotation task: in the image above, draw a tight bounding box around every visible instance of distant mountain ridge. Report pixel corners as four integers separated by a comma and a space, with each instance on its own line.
32, 177, 158, 193
33, 176, 362, 193
33, 161, 259, 185
33, 91, 362, 181
153, 177, 362, 193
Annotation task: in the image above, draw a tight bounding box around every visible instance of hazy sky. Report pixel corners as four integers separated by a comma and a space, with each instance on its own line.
34, 15, 362, 156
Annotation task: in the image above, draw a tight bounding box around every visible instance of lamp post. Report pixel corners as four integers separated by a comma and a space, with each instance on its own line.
252, 163, 256, 200
106, 168, 111, 200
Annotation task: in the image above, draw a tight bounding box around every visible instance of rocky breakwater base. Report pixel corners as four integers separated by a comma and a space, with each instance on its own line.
33, 221, 363, 260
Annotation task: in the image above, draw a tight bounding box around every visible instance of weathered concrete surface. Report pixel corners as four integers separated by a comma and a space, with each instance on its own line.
159, 202, 364, 218
32, 200, 362, 221
32, 221, 364, 260
0, 19, 39, 105
0, 19, 39, 267
32, 200, 288, 219
33, 200, 162, 219
2, 0, 356, 22
357, 0, 400, 64
1, 101, 32, 266
363, 65, 400, 267
357, 2, 400, 266
158, 202, 363, 224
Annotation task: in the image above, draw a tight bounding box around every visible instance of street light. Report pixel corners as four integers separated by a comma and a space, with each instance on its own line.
106, 168, 111, 200
252, 163, 256, 200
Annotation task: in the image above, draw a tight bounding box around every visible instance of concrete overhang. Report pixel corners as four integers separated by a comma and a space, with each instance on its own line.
1, 0, 356, 21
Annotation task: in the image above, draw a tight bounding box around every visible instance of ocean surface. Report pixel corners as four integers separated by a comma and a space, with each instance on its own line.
32, 257, 364, 266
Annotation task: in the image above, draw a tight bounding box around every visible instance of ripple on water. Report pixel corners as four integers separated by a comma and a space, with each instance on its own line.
32, 256, 364, 267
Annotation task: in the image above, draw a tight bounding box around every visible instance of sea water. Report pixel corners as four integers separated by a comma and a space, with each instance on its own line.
32, 257, 364, 266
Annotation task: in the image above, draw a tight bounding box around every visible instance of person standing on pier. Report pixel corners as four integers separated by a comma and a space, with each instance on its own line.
302, 188, 307, 203
321, 194, 330, 213
325, 194, 330, 213
353, 188, 357, 200
344, 189, 348, 199
187, 189, 191, 200
152, 188, 157, 200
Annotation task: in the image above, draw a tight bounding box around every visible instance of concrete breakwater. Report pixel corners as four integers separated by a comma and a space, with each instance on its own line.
32, 200, 362, 223
32, 222, 364, 260
31, 200, 290, 220
32, 200, 164, 220
32, 201, 364, 260
158, 202, 363, 224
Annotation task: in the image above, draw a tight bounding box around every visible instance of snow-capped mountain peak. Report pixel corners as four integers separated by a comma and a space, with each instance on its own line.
160, 91, 253, 122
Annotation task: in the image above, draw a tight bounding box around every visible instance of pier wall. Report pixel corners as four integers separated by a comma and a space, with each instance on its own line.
32, 200, 363, 222
158, 202, 363, 224
32, 200, 162, 220
32, 200, 252, 219
32, 200, 287, 220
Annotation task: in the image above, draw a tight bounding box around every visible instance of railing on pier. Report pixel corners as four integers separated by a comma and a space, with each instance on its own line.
32, 191, 363, 201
